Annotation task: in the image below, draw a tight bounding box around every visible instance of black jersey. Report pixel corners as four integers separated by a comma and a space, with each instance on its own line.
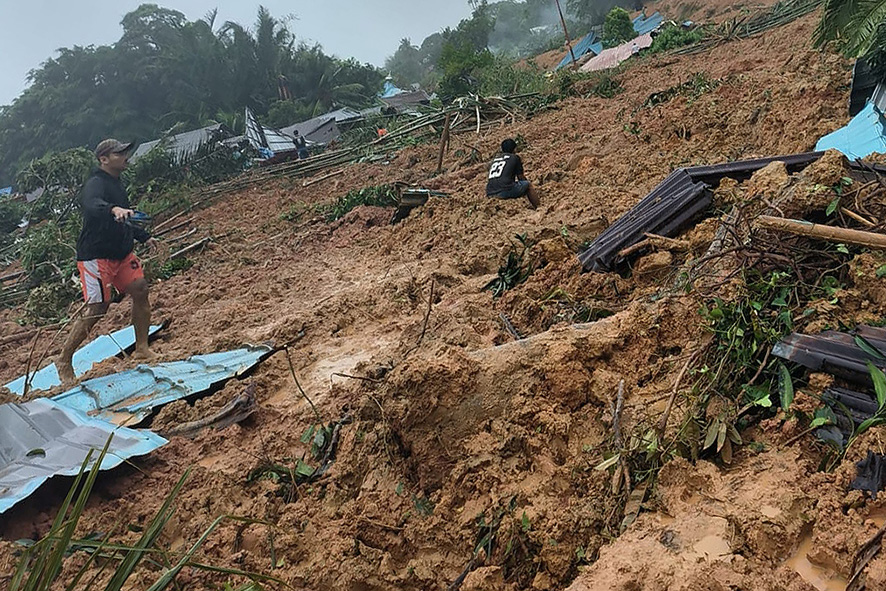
485, 153, 524, 196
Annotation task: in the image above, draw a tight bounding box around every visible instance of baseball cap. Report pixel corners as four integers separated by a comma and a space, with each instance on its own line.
95, 138, 133, 159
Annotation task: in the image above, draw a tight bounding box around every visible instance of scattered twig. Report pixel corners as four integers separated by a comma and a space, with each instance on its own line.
302, 168, 345, 187
21, 329, 42, 398
417, 278, 436, 347
169, 237, 211, 260
657, 346, 704, 443
331, 372, 383, 384
282, 347, 322, 422
499, 312, 523, 340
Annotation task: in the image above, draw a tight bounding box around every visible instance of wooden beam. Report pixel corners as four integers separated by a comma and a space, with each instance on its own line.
756, 215, 886, 250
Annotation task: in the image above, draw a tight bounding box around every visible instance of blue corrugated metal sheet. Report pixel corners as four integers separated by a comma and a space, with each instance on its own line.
4, 325, 164, 396
52, 346, 273, 425
816, 102, 886, 160
557, 33, 604, 69
0, 398, 167, 514
633, 12, 664, 35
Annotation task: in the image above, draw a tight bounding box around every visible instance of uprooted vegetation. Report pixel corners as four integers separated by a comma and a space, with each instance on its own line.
5, 5, 886, 591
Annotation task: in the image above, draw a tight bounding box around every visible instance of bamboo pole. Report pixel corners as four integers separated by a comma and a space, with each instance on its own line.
756, 215, 886, 249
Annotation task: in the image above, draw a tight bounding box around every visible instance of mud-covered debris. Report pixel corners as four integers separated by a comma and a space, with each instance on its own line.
851, 451, 886, 499
161, 382, 258, 438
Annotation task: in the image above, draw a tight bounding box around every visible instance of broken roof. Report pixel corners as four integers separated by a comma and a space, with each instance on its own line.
773, 325, 886, 385
816, 102, 886, 160
577, 151, 885, 272
131, 124, 234, 164
51, 345, 273, 425
3, 324, 164, 395
633, 11, 664, 35
580, 33, 653, 72
281, 117, 341, 145
0, 398, 167, 514
380, 89, 431, 109
557, 32, 603, 70
245, 107, 297, 155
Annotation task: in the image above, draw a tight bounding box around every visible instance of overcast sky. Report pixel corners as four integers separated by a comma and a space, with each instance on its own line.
0, 1, 475, 106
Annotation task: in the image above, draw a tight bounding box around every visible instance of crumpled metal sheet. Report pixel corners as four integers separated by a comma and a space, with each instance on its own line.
52, 345, 273, 425
3, 324, 164, 395
0, 398, 167, 514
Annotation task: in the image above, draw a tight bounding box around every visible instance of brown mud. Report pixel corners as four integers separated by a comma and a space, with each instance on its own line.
1, 8, 884, 591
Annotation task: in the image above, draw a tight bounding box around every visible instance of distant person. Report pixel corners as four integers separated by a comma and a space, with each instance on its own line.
377, 127, 388, 138
293, 129, 309, 160
57, 139, 159, 385
631, 41, 640, 55
485, 138, 540, 209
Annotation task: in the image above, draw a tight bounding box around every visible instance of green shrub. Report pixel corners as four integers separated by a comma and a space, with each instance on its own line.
648, 24, 709, 54
325, 185, 398, 222
24, 281, 79, 325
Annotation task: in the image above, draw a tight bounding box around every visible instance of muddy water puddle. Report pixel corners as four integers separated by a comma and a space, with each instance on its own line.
784, 534, 847, 591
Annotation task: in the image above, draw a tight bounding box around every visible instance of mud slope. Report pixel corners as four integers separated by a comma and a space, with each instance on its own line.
0, 10, 877, 591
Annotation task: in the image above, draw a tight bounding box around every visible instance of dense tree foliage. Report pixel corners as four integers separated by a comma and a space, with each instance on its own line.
0, 4, 384, 186
602, 7, 635, 48
815, 0, 886, 67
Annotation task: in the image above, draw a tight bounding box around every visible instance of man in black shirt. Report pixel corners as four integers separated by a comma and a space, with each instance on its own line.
485, 138, 540, 209
57, 139, 159, 384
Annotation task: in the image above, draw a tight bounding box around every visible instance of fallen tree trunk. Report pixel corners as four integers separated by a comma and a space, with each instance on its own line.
756, 215, 886, 250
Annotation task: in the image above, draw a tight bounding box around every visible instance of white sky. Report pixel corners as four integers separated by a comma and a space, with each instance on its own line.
0, 1, 475, 105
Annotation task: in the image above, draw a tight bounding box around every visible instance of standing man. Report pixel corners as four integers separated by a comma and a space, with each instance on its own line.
486, 138, 540, 209
57, 139, 158, 384
293, 130, 309, 160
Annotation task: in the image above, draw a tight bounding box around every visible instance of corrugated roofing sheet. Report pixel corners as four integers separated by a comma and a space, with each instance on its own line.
577, 151, 868, 272
131, 124, 233, 164
380, 90, 430, 109
4, 324, 164, 396
0, 398, 167, 514
245, 108, 297, 155
580, 33, 653, 72
578, 169, 710, 272
51, 345, 273, 425
816, 102, 886, 160
633, 12, 664, 35
772, 325, 886, 385
557, 32, 603, 69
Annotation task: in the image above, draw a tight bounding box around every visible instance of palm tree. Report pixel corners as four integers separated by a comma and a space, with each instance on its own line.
815, 0, 886, 60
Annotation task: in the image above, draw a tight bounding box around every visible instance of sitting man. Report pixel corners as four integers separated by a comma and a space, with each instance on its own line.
485, 138, 540, 209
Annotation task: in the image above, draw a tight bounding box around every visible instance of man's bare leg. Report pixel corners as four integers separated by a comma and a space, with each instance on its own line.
127, 278, 156, 360
525, 184, 540, 210
57, 302, 109, 384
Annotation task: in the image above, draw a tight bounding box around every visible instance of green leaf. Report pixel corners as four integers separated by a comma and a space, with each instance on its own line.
778, 363, 794, 411
837, 244, 850, 254
868, 361, 886, 410
826, 196, 840, 216
856, 335, 886, 360
703, 420, 719, 450
26, 448, 46, 458
295, 460, 315, 478
521, 511, 531, 532
810, 416, 831, 428
716, 421, 727, 453
727, 424, 743, 445
877, 265, 886, 278
755, 395, 773, 408
299, 424, 316, 444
